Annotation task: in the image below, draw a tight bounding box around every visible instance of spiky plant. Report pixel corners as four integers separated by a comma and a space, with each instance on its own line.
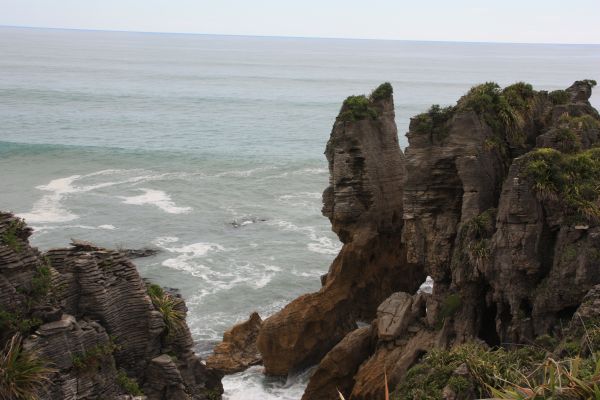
147, 284, 185, 336
488, 357, 600, 399
0, 334, 55, 400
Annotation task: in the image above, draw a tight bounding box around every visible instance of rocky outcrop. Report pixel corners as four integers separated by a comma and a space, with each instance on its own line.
0, 213, 223, 400
301, 325, 374, 400
252, 79, 600, 398
257, 84, 426, 376
206, 312, 262, 374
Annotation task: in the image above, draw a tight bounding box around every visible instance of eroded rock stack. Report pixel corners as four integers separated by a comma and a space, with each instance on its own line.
254, 79, 600, 399
256, 84, 426, 377
0, 213, 223, 400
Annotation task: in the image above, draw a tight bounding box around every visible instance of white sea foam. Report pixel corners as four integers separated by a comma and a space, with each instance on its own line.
270, 220, 341, 255
223, 365, 313, 400
98, 224, 116, 230
120, 188, 192, 214
19, 175, 81, 223
19, 169, 178, 225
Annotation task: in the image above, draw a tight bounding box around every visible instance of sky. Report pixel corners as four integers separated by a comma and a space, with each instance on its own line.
0, 0, 599, 44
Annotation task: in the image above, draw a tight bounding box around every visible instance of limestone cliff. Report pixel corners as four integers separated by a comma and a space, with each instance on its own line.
256, 79, 600, 399
256, 83, 425, 376
0, 213, 223, 400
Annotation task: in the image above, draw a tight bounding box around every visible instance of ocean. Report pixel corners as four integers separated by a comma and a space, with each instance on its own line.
0, 26, 598, 399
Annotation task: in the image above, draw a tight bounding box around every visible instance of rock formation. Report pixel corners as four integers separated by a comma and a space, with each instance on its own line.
0, 213, 223, 400
256, 79, 600, 399
206, 312, 263, 374
257, 83, 426, 376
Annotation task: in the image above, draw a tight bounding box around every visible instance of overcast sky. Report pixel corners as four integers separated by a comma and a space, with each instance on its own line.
1, 0, 599, 44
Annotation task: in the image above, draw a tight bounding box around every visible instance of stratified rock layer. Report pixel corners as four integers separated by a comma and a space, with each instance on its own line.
0, 213, 223, 400
257, 86, 426, 376
254, 80, 600, 399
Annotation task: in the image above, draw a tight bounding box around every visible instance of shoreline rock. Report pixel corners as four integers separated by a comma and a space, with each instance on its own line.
1, 214, 223, 400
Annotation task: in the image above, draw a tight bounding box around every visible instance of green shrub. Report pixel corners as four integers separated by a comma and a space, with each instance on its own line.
412, 104, 455, 138
436, 294, 462, 329
554, 126, 581, 153
583, 79, 597, 87
147, 284, 185, 337
370, 82, 393, 101
116, 369, 143, 396
71, 341, 117, 372
523, 147, 600, 222
549, 89, 570, 105
395, 343, 546, 400
339, 95, 378, 122
0, 308, 42, 336
1, 219, 26, 253
0, 334, 55, 400
458, 82, 528, 144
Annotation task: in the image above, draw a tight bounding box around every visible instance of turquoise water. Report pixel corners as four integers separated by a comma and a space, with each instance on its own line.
1, 26, 599, 399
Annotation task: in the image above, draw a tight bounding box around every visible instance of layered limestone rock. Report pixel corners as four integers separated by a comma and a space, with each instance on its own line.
257, 84, 426, 376
252, 80, 600, 398
0, 212, 223, 400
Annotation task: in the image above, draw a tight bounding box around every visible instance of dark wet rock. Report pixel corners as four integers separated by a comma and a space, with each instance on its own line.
230, 217, 267, 228
120, 247, 161, 259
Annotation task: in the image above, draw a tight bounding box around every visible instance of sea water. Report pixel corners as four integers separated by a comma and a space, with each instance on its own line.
0, 26, 598, 399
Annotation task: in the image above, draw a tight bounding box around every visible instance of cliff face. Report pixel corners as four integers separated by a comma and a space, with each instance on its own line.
256, 84, 425, 376
256, 80, 600, 399
0, 213, 223, 400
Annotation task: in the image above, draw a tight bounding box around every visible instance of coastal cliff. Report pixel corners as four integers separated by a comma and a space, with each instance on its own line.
0, 213, 223, 400
255, 79, 600, 399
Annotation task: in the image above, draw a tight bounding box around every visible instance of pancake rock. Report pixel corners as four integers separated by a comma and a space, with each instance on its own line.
257, 84, 426, 376
251, 80, 600, 399
0, 213, 223, 400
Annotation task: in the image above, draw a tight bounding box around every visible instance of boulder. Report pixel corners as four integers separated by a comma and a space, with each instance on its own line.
206, 312, 263, 374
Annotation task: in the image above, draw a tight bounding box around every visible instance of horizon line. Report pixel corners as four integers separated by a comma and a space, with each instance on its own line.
1, 24, 599, 46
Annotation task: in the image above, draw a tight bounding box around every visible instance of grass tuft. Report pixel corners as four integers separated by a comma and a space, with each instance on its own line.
522, 147, 600, 223
1, 219, 26, 253
116, 369, 143, 396
0, 334, 55, 400
370, 82, 393, 101
339, 95, 378, 122
147, 284, 185, 337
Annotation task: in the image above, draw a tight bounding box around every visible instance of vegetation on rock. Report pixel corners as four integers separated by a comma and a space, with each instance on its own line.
116, 369, 143, 396
147, 284, 185, 336
1, 219, 25, 253
0, 334, 55, 400
458, 81, 534, 145
339, 95, 378, 122
370, 82, 393, 101
549, 89, 570, 105
412, 104, 455, 139
523, 147, 600, 222
71, 340, 118, 372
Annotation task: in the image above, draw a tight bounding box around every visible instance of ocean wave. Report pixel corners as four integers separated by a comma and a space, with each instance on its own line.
32, 224, 117, 233
269, 220, 341, 256
120, 188, 192, 214
223, 365, 314, 400
18, 169, 184, 224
